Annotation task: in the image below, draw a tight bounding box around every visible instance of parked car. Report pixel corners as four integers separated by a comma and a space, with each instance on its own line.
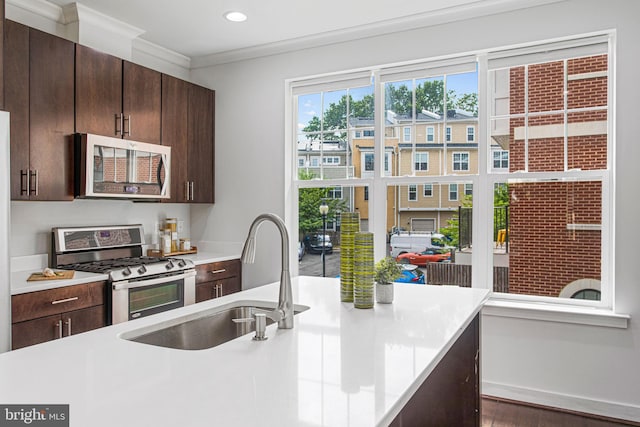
395, 264, 425, 284
396, 248, 450, 267
298, 241, 306, 261
389, 232, 453, 258
304, 234, 333, 254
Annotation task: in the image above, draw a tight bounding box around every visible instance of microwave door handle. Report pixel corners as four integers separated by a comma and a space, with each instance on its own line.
158, 153, 169, 196
112, 270, 196, 291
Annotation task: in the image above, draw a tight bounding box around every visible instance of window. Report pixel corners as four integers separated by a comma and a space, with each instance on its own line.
449, 183, 458, 201
414, 152, 428, 171
408, 185, 417, 201
403, 126, 411, 142
298, 157, 306, 167
327, 186, 343, 199
426, 126, 434, 142
323, 156, 340, 165
465, 183, 473, 196
310, 157, 320, 167
453, 152, 469, 171
289, 33, 613, 311
492, 150, 509, 170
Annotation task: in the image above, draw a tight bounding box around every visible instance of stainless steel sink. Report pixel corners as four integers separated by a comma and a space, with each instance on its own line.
120, 300, 309, 350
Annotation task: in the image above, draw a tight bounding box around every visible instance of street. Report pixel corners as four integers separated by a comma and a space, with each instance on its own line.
298, 249, 341, 278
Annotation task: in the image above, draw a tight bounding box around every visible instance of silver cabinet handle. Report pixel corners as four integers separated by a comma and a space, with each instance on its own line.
115, 113, 121, 136
209, 269, 226, 274
190, 182, 194, 201
51, 296, 79, 305
29, 170, 38, 196
56, 319, 63, 339
20, 170, 29, 195
184, 181, 189, 201
123, 115, 131, 136
64, 318, 72, 337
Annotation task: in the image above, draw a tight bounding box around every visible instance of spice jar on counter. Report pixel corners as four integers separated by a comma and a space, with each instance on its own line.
165, 218, 178, 252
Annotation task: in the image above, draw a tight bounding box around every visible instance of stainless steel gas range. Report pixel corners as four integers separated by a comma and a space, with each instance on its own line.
51, 224, 196, 324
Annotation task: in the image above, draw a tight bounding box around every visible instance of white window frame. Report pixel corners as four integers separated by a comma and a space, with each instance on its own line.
403, 126, 412, 143
449, 183, 458, 201
445, 126, 452, 142
323, 156, 341, 165
408, 184, 417, 201
453, 152, 470, 171
286, 32, 620, 325
327, 186, 343, 199
426, 126, 435, 142
465, 183, 473, 196
423, 184, 433, 197
414, 152, 429, 171
467, 126, 475, 142
298, 157, 306, 167
492, 150, 509, 170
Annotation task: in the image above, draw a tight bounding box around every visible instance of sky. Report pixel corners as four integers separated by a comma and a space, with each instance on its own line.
297, 70, 478, 132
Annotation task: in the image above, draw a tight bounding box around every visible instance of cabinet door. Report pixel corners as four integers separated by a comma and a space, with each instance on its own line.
161, 74, 189, 202
220, 277, 241, 297
65, 305, 106, 337
28, 27, 75, 201
195, 281, 216, 303
123, 61, 161, 144
187, 84, 215, 203
75, 44, 122, 137
12, 313, 62, 350
4, 20, 29, 200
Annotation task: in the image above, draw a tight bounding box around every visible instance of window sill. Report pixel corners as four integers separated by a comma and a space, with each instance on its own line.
482, 298, 630, 329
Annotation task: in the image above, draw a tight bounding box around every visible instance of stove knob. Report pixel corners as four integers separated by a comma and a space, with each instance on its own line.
138, 265, 147, 275
123, 267, 132, 276
178, 259, 186, 268
165, 260, 175, 270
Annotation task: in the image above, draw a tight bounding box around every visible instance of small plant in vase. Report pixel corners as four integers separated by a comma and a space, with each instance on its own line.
374, 257, 403, 303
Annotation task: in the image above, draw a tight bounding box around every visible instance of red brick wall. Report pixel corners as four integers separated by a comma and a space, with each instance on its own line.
508, 181, 601, 296
506, 55, 606, 297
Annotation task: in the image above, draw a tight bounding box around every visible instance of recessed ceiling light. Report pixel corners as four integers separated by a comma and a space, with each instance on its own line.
224, 11, 247, 22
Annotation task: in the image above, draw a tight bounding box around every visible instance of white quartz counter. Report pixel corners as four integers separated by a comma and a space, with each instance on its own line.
0, 277, 489, 426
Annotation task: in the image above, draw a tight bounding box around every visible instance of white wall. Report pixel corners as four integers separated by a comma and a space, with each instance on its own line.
11, 201, 191, 257
191, 0, 640, 420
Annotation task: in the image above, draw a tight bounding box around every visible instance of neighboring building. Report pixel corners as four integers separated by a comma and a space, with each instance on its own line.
501, 54, 607, 298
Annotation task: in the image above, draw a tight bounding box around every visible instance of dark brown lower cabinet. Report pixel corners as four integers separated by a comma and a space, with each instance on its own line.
195, 260, 241, 303
390, 314, 480, 427
11, 281, 107, 350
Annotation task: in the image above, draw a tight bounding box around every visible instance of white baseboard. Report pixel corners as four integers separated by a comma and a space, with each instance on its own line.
482, 381, 640, 423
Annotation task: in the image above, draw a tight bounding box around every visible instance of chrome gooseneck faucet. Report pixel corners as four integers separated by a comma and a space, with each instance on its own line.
241, 213, 293, 329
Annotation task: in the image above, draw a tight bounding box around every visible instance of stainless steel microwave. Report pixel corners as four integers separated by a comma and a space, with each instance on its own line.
74, 133, 171, 199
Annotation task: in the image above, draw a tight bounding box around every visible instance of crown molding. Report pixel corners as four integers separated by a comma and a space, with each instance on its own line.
191, 0, 567, 68
6, 0, 63, 22
62, 3, 144, 40
133, 37, 191, 70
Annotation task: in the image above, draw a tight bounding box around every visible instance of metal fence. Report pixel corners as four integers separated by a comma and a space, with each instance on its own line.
458, 206, 509, 252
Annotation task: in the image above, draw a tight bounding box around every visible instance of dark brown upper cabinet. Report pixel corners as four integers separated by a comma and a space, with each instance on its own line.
162, 74, 215, 203
4, 20, 75, 201
75, 45, 161, 144
1, 0, 5, 109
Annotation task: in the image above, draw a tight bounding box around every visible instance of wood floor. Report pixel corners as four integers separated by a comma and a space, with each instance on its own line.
481, 397, 639, 427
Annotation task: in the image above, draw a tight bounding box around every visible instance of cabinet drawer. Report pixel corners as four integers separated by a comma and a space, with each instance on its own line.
195, 259, 240, 283
11, 281, 106, 323
195, 277, 241, 303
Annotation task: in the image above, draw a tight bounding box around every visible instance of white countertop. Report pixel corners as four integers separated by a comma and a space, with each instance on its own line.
0, 277, 489, 426
10, 250, 242, 295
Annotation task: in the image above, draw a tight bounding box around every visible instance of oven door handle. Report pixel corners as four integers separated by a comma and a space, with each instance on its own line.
112, 269, 196, 290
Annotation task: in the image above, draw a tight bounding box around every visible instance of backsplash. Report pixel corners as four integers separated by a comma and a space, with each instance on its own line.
11, 200, 191, 257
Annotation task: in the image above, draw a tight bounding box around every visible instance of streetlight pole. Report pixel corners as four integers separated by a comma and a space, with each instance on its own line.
319, 201, 329, 277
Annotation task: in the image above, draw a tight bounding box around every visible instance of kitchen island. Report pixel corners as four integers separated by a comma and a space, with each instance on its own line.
0, 277, 489, 426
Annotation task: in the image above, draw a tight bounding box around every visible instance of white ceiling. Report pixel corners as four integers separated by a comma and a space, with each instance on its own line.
44, 0, 561, 61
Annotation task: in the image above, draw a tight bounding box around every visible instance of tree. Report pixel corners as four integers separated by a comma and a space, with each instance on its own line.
298, 170, 349, 236
438, 184, 509, 247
